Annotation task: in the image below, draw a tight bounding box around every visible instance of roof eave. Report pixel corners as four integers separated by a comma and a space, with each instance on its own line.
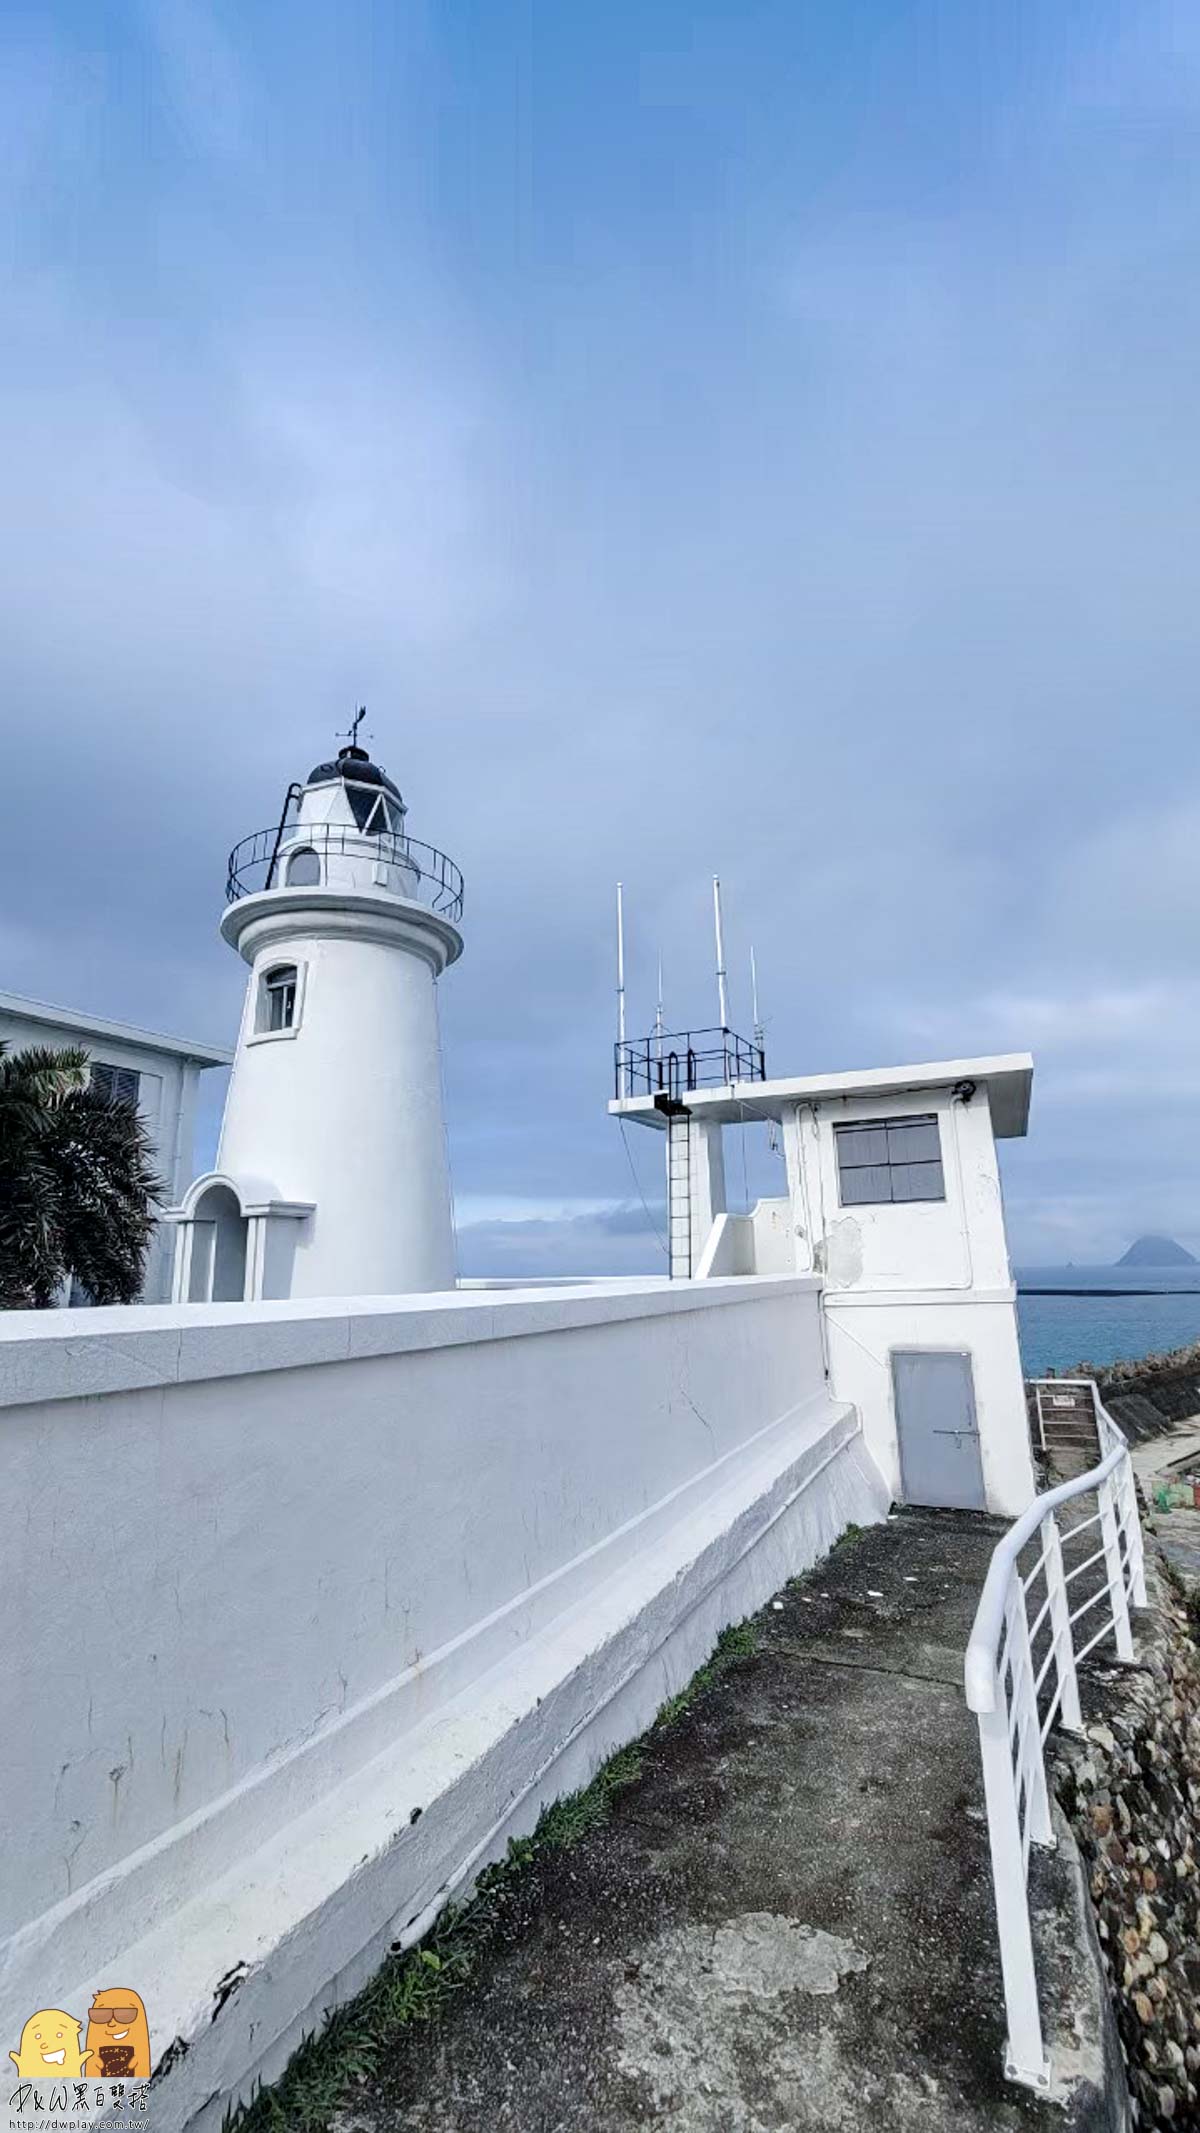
0, 990, 233, 1068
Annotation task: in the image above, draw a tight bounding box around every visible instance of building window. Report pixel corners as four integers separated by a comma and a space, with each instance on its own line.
286, 846, 322, 887
260, 964, 299, 1033
91, 1062, 141, 1107
835, 1115, 945, 1206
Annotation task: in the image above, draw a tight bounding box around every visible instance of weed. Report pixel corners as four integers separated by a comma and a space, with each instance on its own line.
532, 1743, 644, 1849
225, 1643, 745, 2133
653, 1617, 758, 1732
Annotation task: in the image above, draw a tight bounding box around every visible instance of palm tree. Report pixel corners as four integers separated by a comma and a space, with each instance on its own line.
0, 1043, 161, 1309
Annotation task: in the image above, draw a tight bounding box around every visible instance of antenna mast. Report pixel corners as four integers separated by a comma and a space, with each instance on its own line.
616, 883, 627, 1095
750, 945, 763, 1050
712, 876, 729, 1030
654, 953, 664, 1062
751, 942, 779, 1150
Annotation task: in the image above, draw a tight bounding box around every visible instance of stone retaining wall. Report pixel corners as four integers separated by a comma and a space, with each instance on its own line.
1053, 1554, 1200, 2127
1092, 1352, 1200, 1444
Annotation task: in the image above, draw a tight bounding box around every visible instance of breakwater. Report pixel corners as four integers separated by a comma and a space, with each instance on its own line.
1086, 1346, 1200, 1444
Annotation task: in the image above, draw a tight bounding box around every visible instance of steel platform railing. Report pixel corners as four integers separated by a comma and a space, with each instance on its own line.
614, 1027, 765, 1101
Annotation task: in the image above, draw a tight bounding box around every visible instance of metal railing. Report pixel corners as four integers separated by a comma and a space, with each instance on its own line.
963, 1379, 1146, 2090
225, 823, 464, 922
614, 1027, 766, 1101
1031, 1377, 1102, 1464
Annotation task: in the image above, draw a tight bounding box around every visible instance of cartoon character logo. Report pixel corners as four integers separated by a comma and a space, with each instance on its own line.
9, 2009, 89, 2079
85, 1987, 150, 2080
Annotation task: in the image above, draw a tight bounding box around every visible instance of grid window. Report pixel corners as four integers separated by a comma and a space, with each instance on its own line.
91, 1062, 141, 1108
835, 1114, 944, 1206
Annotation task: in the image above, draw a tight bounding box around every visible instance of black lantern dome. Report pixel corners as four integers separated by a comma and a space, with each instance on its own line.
305, 742, 405, 833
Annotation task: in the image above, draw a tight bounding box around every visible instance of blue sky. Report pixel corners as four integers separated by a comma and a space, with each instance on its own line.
3, 0, 1200, 1272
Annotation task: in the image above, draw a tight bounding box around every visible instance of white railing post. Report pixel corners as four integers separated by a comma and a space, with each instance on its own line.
1007, 1584, 1054, 1847
976, 1700, 1051, 2089
1114, 1445, 1148, 1608
1098, 1473, 1135, 1661
1126, 1470, 1148, 1608
1042, 1513, 1083, 1734
967, 1380, 1148, 2092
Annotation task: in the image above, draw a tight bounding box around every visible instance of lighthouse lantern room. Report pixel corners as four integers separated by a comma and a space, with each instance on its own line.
169, 722, 464, 1304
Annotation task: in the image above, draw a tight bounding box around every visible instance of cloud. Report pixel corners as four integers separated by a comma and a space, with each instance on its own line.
3, 1, 1200, 1275
136, 0, 254, 164
457, 1202, 666, 1280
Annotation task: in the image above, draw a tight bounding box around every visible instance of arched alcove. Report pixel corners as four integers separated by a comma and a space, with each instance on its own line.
188, 1182, 247, 1303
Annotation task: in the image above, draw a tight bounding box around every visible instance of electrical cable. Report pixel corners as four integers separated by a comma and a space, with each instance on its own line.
619, 1116, 669, 1261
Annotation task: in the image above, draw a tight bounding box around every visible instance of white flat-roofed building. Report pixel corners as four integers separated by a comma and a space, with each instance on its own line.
0, 989, 232, 1302
611, 1050, 1036, 1515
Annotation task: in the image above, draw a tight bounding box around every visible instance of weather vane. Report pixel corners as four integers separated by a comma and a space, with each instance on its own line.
338, 704, 371, 751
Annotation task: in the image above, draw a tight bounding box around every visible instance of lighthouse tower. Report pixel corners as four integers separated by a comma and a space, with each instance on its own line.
170, 725, 463, 1303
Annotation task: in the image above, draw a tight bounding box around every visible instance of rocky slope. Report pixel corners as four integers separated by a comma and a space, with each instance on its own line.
1054, 1557, 1200, 2129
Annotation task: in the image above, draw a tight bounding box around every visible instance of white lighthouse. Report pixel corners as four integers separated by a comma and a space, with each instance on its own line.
170, 724, 463, 1303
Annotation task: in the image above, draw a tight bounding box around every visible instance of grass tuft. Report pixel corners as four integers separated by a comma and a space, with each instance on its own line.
653, 1618, 759, 1732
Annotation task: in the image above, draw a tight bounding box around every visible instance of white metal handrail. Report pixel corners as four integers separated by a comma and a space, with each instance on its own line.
964, 1378, 1146, 2089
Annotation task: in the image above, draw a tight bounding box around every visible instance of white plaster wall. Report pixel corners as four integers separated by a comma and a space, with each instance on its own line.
217, 926, 455, 1295
779, 1087, 1032, 1515
749, 1196, 793, 1274
282, 786, 422, 900
688, 1116, 726, 1262
694, 1203, 790, 1279
784, 1086, 1013, 1294
0, 1276, 888, 2129
823, 1294, 1034, 1514
694, 1210, 754, 1276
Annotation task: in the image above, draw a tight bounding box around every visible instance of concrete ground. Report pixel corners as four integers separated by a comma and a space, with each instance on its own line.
333, 1512, 1116, 2133
1131, 1422, 1200, 1584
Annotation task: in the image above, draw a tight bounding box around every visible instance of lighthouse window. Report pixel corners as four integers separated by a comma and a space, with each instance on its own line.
262, 964, 298, 1032
286, 846, 322, 887
347, 785, 399, 836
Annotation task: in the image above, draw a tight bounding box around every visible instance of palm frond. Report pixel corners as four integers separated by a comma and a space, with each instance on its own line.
0, 1044, 89, 1106
0, 1044, 160, 1309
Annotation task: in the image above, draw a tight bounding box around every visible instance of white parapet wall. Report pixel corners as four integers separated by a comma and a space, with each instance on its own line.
0, 1274, 889, 2131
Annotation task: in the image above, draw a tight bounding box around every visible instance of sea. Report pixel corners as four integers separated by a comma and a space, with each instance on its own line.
1016, 1267, 1200, 1378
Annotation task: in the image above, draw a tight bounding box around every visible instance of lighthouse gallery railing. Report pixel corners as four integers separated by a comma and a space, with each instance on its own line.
963, 1379, 1145, 2089
226, 823, 464, 922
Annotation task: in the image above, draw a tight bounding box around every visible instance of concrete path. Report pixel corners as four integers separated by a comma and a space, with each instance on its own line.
1132, 1422, 1200, 1584
337, 1512, 1112, 2133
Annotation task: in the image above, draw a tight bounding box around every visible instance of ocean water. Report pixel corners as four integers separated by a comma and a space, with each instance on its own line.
1016, 1268, 1200, 1377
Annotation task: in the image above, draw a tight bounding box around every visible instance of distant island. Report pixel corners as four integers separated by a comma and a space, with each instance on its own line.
1117, 1235, 1198, 1268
